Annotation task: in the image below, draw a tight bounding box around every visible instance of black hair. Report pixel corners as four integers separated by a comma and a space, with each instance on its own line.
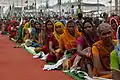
45, 20, 54, 32
82, 20, 94, 31
78, 13, 83, 19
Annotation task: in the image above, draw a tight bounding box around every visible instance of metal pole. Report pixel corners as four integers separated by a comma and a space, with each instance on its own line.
97, 0, 99, 17
58, 0, 61, 16
115, 0, 118, 14
35, 0, 37, 16
119, 0, 120, 15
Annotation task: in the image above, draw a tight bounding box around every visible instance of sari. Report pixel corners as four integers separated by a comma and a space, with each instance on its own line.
53, 21, 65, 43
16, 21, 26, 43
22, 22, 30, 41
109, 16, 120, 39
92, 40, 117, 78
59, 20, 81, 67
8, 20, 18, 39
111, 26, 120, 71
59, 25, 81, 50
46, 22, 65, 62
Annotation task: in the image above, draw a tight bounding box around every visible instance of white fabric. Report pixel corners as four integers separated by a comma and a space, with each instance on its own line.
25, 39, 32, 47
43, 55, 67, 70
41, 54, 49, 61
33, 51, 45, 59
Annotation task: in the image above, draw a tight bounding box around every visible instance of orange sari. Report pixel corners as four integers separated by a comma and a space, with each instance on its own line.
92, 40, 117, 78
59, 27, 81, 50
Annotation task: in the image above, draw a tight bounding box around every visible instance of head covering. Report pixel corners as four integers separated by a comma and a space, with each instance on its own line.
60, 20, 66, 26
10, 20, 18, 26
53, 21, 65, 42
35, 20, 42, 25
109, 16, 120, 39
45, 20, 54, 32
109, 16, 120, 27
59, 20, 81, 50
65, 20, 81, 40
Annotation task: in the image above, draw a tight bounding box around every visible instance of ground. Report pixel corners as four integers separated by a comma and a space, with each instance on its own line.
0, 35, 73, 80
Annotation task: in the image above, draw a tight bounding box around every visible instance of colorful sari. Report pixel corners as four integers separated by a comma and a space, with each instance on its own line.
46, 22, 65, 62
59, 20, 81, 66
92, 40, 117, 78
53, 21, 65, 43
22, 22, 30, 42
111, 26, 120, 71
59, 24, 81, 50
8, 20, 18, 39
109, 16, 120, 39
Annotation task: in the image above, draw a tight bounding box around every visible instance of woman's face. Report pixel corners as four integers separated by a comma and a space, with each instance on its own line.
100, 26, 113, 43
67, 22, 75, 34
111, 19, 118, 31
83, 22, 93, 34
35, 23, 42, 30
55, 25, 63, 34
47, 22, 53, 30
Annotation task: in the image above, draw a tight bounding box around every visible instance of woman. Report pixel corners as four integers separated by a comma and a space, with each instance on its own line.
46, 21, 65, 62
92, 23, 117, 78
70, 20, 98, 77
59, 20, 81, 69
109, 16, 120, 39
32, 20, 43, 47
33, 20, 55, 59
16, 18, 28, 43
8, 20, 18, 39
110, 26, 120, 80
22, 19, 35, 42
1, 21, 7, 34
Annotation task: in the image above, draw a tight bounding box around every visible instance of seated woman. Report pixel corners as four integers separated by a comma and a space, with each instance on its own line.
32, 20, 43, 47
110, 26, 120, 80
16, 18, 28, 43
45, 21, 65, 62
59, 20, 81, 69
1, 21, 7, 34
22, 19, 35, 42
92, 23, 117, 78
8, 20, 18, 40
70, 20, 98, 77
33, 20, 54, 58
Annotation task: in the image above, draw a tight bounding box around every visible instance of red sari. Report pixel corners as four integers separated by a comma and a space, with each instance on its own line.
8, 20, 18, 39
109, 16, 120, 39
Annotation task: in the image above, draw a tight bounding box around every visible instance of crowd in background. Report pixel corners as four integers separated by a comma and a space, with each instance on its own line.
0, 12, 120, 79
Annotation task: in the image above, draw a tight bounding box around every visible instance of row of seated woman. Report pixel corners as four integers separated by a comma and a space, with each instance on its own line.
8, 18, 120, 79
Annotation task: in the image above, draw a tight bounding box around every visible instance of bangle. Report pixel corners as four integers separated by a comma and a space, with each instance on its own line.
86, 53, 91, 57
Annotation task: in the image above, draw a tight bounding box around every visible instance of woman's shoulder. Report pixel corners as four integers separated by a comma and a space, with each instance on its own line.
93, 40, 102, 46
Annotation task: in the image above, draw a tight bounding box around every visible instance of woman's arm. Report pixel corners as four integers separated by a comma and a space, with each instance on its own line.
77, 44, 91, 57
92, 46, 111, 76
49, 41, 55, 53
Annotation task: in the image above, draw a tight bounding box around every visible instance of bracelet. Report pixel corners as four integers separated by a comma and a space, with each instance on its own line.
86, 53, 91, 57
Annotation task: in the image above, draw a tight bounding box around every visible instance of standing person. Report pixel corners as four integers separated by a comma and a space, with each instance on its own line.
92, 23, 117, 78
102, 12, 109, 23
76, 13, 84, 32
